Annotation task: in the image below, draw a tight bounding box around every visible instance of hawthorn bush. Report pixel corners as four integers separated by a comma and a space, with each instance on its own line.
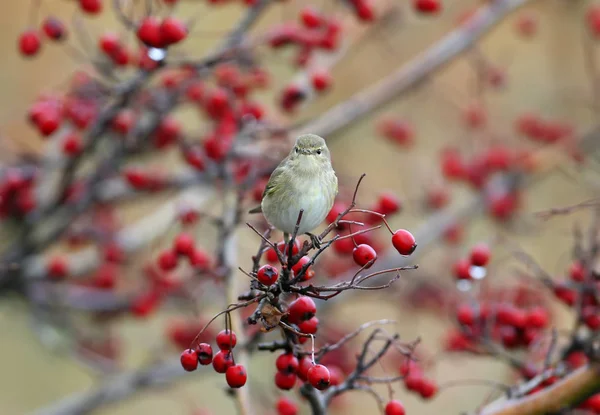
2, 0, 600, 414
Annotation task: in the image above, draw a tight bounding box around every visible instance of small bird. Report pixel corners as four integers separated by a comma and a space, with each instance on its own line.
249, 133, 338, 245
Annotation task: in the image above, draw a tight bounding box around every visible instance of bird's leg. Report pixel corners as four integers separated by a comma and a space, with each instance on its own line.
306, 232, 321, 249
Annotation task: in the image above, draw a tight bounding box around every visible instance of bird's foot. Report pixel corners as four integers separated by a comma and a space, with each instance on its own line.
306, 232, 321, 249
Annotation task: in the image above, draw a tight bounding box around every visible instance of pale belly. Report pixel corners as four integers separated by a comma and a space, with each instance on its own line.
262, 174, 335, 235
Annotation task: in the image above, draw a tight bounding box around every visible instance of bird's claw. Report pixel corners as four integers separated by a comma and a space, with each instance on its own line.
307, 233, 321, 249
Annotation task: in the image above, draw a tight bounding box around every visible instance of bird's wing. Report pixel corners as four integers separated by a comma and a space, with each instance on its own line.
247, 157, 289, 214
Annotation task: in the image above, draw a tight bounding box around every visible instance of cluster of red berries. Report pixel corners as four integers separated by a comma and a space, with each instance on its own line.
398, 358, 438, 400
18, 16, 67, 57
0, 168, 37, 218
452, 243, 491, 281
180, 329, 247, 388
552, 260, 600, 330
155, 232, 211, 273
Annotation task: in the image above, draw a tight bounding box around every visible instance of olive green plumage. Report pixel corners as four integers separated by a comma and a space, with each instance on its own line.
250, 134, 338, 236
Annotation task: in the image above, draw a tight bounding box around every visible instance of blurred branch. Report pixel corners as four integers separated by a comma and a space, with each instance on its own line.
479, 363, 600, 415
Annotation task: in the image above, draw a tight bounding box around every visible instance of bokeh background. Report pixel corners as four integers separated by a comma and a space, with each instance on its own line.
1, 0, 599, 414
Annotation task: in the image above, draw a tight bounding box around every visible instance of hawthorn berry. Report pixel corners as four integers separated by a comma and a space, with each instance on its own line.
569, 261, 585, 282
298, 316, 319, 334
276, 353, 299, 373
19, 30, 41, 57
79, 0, 103, 14
275, 371, 297, 390
385, 400, 406, 415
212, 350, 234, 373
257, 264, 279, 286
276, 397, 298, 415
173, 233, 195, 256
391, 229, 416, 255
216, 329, 237, 350
311, 70, 332, 92
137, 17, 163, 48
470, 243, 491, 267
377, 192, 402, 215
157, 249, 178, 271
225, 364, 247, 388
196, 343, 213, 365
288, 296, 317, 323
352, 244, 377, 268
419, 379, 438, 399
42, 17, 67, 41
300, 6, 323, 28
47, 256, 69, 280
413, 0, 441, 14
180, 349, 198, 372
297, 356, 313, 381
456, 304, 475, 326
291, 255, 312, 279
160, 17, 187, 45
307, 364, 331, 390
62, 133, 83, 156
525, 307, 549, 329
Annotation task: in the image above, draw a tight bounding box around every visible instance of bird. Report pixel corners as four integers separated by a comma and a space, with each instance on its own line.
249, 133, 338, 247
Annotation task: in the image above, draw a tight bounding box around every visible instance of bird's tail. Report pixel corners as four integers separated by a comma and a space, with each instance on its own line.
248, 206, 262, 214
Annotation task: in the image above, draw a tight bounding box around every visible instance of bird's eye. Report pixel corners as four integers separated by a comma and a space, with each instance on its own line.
316, 149, 322, 155
295, 147, 299, 153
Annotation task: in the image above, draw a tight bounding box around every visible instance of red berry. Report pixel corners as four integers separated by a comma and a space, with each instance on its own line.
196, 343, 213, 365
276, 397, 298, 415
160, 17, 187, 45
554, 283, 577, 306
307, 364, 330, 390
405, 373, 425, 391
276, 239, 301, 257
42, 17, 67, 41
79, 0, 103, 14
189, 248, 211, 270
377, 192, 402, 215
441, 148, 465, 180
212, 350, 234, 373
275, 371, 297, 390
569, 261, 585, 282
311, 70, 332, 92
300, 6, 323, 28
385, 400, 406, 415
225, 364, 247, 388
355, 0, 376, 22
525, 307, 549, 329
298, 316, 319, 334
288, 296, 316, 323
19, 30, 41, 57
297, 356, 313, 381
378, 118, 414, 146
111, 109, 135, 134
92, 263, 117, 289
47, 256, 69, 280
216, 329, 237, 350
419, 379, 438, 399
456, 304, 475, 325
180, 349, 198, 371
327, 201, 347, 224
157, 249, 178, 271
583, 306, 600, 330
62, 133, 83, 156
352, 244, 377, 268
291, 255, 312, 280
257, 264, 279, 286
137, 17, 164, 48
584, 394, 600, 412
276, 353, 299, 373
391, 229, 416, 255
173, 233, 195, 256
99, 33, 120, 55
515, 12, 538, 38
413, 0, 441, 14
470, 243, 491, 267
588, 5, 600, 38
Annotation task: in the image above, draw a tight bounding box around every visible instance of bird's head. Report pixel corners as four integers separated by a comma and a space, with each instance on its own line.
289, 134, 331, 162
